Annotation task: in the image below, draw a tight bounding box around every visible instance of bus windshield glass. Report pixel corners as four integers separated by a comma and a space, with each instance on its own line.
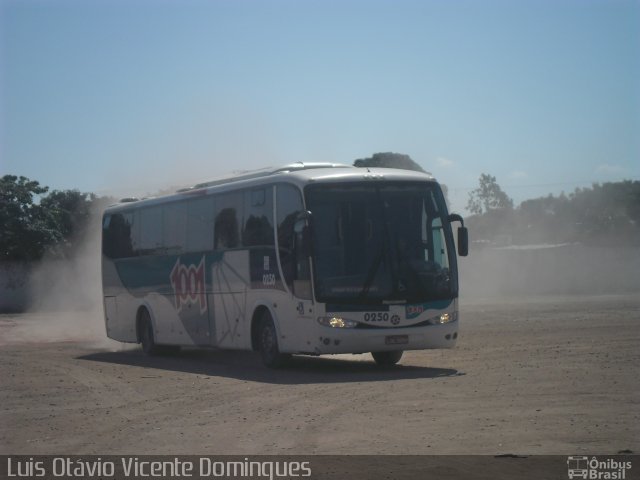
306, 182, 456, 305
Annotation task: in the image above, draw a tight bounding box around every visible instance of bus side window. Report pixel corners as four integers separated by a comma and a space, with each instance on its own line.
163, 202, 186, 255
127, 212, 140, 256
276, 184, 310, 297
103, 212, 136, 258
102, 214, 117, 258
187, 197, 214, 253
242, 187, 274, 247
214, 192, 242, 249
139, 206, 163, 255
293, 218, 312, 299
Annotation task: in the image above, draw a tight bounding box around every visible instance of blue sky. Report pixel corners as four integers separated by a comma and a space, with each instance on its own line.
1, 0, 638, 212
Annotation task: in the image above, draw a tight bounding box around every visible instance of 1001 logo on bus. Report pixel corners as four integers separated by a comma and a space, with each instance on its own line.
170, 257, 207, 314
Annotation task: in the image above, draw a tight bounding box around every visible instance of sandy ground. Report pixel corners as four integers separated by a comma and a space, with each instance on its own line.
0, 294, 638, 456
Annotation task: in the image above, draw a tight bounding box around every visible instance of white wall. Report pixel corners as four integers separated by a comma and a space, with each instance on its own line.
0, 262, 31, 312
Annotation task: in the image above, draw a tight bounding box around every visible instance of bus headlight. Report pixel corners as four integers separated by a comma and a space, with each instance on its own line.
317, 316, 358, 328
429, 312, 457, 324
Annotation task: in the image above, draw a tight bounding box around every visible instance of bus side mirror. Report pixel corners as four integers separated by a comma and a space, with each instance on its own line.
448, 213, 469, 257
457, 226, 469, 257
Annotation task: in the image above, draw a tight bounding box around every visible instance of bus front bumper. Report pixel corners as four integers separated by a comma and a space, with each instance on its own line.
296, 320, 459, 355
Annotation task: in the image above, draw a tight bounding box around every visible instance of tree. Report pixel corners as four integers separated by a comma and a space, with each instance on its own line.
516, 193, 573, 244
1, 175, 115, 261
568, 181, 640, 244
39, 189, 103, 257
0, 175, 60, 261
467, 173, 513, 215
353, 152, 426, 173
471, 179, 640, 246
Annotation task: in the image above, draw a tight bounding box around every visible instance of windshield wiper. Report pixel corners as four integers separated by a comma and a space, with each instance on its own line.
358, 245, 385, 300
358, 187, 391, 301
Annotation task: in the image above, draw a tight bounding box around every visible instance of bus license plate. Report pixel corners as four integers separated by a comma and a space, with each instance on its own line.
385, 335, 408, 345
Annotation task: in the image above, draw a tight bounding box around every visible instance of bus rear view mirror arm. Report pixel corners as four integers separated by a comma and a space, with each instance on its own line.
448, 213, 464, 227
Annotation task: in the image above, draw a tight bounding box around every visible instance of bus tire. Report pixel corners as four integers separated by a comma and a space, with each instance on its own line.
258, 312, 290, 368
371, 350, 403, 367
139, 309, 160, 356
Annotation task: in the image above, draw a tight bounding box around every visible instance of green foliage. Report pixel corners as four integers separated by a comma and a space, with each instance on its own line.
353, 152, 426, 173
40, 190, 108, 257
0, 175, 60, 261
569, 181, 640, 241
1, 175, 112, 262
470, 179, 640, 247
517, 193, 573, 244
467, 174, 514, 215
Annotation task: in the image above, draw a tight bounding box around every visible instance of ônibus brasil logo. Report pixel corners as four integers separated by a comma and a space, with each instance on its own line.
567, 456, 632, 479
170, 257, 207, 314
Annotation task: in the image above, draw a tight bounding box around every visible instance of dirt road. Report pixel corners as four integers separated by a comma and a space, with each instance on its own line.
1, 295, 638, 455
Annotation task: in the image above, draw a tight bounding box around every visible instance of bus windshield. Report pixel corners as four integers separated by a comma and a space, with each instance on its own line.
305, 182, 457, 305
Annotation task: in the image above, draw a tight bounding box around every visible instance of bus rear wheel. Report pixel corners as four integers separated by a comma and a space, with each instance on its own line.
139, 310, 160, 356
258, 313, 290, 368
371, 350, 403, 367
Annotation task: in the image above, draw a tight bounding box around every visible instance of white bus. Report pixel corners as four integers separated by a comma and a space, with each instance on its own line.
101, 163, 468, 367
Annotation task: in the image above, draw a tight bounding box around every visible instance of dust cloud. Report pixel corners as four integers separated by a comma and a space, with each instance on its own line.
458, 242, 640, 301
2, 177, 207, 349
1, 204, 124, 349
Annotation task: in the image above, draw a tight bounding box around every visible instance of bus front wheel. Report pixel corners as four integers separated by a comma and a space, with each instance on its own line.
371, 350, 403, 367
258, 313, 290, 368
139, 310, 160, 356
